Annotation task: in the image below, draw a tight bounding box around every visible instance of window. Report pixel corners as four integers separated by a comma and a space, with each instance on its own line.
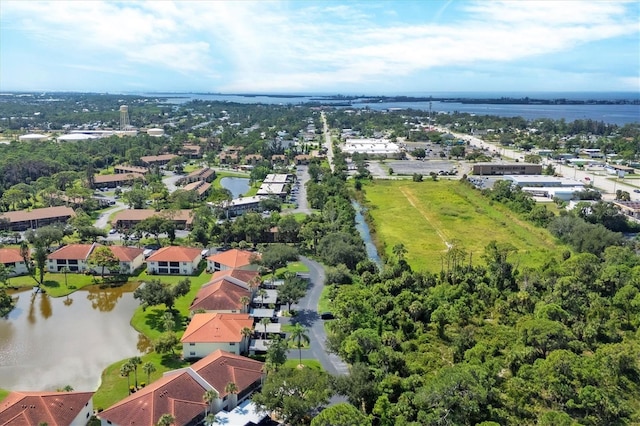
189, 343, 195, 346
68, 259, 78, 265
159, 268, 168, 274
190, 351, 196, 356
229, 342, 236, 346
170, 261, 179, 267
56, 259, 66, 265
159, 261, 168, 267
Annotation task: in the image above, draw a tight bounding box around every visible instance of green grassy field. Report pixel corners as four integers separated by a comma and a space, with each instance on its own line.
362, 179, 564, 272
93, 352, 190, 411
95, 267, 212, 407
6, 272, 108, 297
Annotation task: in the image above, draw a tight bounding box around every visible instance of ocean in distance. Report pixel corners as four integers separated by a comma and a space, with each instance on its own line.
141, 92, 640, 126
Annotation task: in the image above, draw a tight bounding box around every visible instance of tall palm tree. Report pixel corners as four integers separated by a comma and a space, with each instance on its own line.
61, 267, 69, 288
260, 317, 270, 339
239, 295, 251, 313
203, 413, 218, 426
257, 288, 268, 307
120, 361, 134, 392
202, 388, 219, 416
142, 361, 156, 385
156, 414, 175, 426
288, 323, 310, 367
224, 382, 239, 410
130, 356, 142, 388
241, 326, 253, 354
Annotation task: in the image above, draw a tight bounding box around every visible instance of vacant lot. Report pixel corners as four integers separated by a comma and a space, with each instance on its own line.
363, 179, 564, 272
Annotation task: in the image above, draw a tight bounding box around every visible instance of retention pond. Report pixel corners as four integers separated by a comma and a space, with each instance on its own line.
0, 282, 147, 391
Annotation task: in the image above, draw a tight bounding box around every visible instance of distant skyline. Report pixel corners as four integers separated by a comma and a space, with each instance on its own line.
1, 1, 639, 94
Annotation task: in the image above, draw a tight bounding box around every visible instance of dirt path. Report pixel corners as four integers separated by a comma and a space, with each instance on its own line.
400, 186, 451, 250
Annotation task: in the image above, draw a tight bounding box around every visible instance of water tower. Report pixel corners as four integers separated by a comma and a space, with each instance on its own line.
119, 105, 130, 131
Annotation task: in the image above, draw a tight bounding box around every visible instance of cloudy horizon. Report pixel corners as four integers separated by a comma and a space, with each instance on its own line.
1, 0, 638, 94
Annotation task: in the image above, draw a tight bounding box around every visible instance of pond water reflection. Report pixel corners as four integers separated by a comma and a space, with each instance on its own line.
220, 176, 250, 199
0, 282, 148, 391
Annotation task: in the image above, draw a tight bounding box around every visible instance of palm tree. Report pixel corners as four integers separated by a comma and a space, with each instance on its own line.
202, 388, 219, 416
288, 323, 310, 367
156, 414, 174, 426
130, 356, 142, 388
120, 361, 134, 392
241, 326, 253, 354
392, 243, 407, 261
239, 295, 251, 313
204, 413, 218, 426
260, 317, 270, 339
224, 381, 239, 410
142, 361, 156, 385
257, 288, 268, 307
162, 311, 176, 332
61, 267, 69, 288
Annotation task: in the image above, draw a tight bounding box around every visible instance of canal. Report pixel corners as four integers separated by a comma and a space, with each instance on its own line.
352, 201, 383, 268
0, 282, 147, 391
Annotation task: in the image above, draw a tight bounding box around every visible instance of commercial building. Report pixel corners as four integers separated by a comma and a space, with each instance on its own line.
473, 163, 542, 175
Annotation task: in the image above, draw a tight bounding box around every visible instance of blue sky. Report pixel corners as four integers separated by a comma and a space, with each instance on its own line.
1, 0, 638, 94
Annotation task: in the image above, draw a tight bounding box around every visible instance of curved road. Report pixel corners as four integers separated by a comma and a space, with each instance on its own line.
285, 256, 349, 376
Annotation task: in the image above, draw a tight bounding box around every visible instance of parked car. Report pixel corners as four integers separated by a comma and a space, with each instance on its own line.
320, 312, 334, 320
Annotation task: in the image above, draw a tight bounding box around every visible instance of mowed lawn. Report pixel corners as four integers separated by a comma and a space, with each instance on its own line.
363, 179, 563, 272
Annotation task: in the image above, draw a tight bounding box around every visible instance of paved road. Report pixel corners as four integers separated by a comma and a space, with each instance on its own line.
94, 201, 127, 229
284, 256, 349, 376
321, 112, 335, 172
440, 128, 640, 201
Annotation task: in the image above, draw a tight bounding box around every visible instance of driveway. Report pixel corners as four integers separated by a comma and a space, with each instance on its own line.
284, 256, 349, 376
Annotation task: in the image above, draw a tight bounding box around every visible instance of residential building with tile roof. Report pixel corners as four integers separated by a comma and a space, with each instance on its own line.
111, 209, 194, 230
189, 279, 251, 314
98, 350, 264, 426
206, 249, 259, 272
92, 173, 145, 189
0, 206, 75, 232
146, 246, 203, 275
181, 313, 254, 358
0, 390, 93, 426
140, 154, 177, 166
0, 248, 29, 276
46, 244, 144, 274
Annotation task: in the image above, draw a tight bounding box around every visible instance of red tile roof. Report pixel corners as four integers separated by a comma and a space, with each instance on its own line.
98, 371, 206, 426
0, 248, 23, 264
181, 313, 253, 344
140, 154, 177, 163
109, 246, 144, 262
207, 249, 258, 269
192, 350, 264, 398
99, 351, 264, 426
210, 269, 259, 285
93, 173, 145, 183
47, 244, 95, 260
112, 209, 194, 225
0, 391, 93, 426
147, 246, 202, 262
0, 206, 75, 224
190, 280, 250, 312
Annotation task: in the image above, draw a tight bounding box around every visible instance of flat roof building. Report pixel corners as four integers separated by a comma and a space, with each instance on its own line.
473, 163, 543, 176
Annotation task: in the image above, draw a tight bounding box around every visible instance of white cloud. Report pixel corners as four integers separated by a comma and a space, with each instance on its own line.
1, 0, 638, 91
